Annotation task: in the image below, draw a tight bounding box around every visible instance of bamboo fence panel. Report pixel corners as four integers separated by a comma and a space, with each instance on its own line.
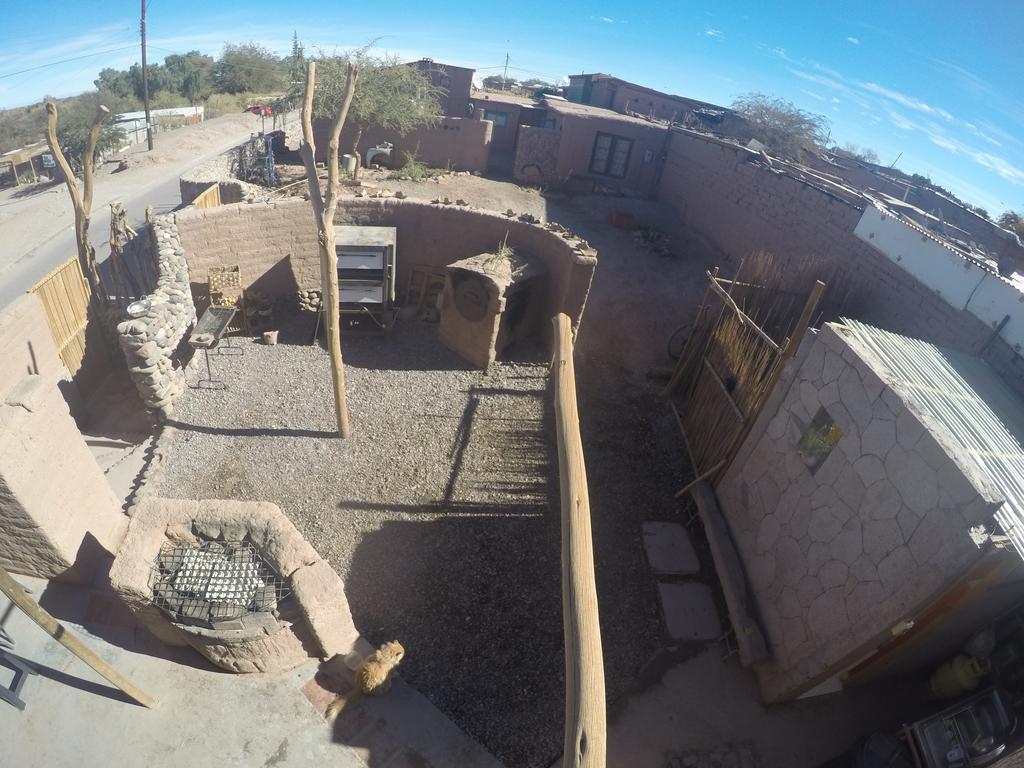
193, 183, 222, 209
665, 252, 825, 487
29, 256, 111, 399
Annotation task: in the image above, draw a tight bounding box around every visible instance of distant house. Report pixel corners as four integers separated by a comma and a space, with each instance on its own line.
469, 91, 547, 173
410, 59, 475, 118
513, 99, 669, 195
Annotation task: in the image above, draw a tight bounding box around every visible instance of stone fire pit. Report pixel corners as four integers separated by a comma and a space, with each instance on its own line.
110, 497, 359, 673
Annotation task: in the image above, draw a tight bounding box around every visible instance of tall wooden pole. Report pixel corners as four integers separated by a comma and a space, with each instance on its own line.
0, 565, 156, 708
551, 313, 607, 768
45, 100, 107, 301
140, 0, 153, 151
298, 60, 359, 438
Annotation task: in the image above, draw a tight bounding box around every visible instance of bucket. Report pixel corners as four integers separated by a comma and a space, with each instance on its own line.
263, 330, 279, 346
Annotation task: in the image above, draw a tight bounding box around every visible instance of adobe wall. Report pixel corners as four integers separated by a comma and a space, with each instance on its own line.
550, 113, 667, 195
179, 152, 253, 205
0, 295, 125, 583
313, 117, 492, 173
716, 324, 999, 701
174, 197, 596, 336
657, 129, 1024, 397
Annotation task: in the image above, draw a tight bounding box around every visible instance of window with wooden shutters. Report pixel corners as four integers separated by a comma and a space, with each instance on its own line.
589, 132, 633, 178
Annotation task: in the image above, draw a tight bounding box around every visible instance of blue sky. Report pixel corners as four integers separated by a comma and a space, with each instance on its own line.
2, 1, 1022, 214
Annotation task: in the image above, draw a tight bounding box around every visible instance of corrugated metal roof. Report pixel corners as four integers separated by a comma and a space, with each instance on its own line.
841, 319, 1024, 559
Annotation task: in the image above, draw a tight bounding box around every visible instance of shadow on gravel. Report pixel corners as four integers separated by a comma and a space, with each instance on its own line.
164, 419, 337, 439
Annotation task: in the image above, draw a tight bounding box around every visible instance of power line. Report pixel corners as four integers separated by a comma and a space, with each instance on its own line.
0, 45, 139, 80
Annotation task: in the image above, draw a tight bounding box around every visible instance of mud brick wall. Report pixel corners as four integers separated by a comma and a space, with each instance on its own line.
513, 126, 562, 186
116, 215, 197, 417
313, 116, 493, 173
657, 129, 1024, 397
174, 197, 597, 338
716, 324, 1004, 702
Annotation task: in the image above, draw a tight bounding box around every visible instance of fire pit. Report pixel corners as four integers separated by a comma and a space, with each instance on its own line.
110, 497, 360, 673
152, 540, 289, 630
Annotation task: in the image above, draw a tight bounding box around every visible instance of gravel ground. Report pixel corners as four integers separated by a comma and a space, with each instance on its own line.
154, 193, 710, 767
158, 315, 561, 766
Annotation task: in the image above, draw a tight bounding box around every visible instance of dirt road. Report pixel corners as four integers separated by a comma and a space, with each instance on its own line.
0, 111, 290, 307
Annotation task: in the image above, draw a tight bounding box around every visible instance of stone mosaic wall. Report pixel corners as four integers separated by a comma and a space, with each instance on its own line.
716, 323, 1002, 702
116, 215, 196, 417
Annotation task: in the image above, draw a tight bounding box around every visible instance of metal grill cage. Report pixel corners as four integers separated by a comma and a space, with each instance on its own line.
151, 540, 291, 626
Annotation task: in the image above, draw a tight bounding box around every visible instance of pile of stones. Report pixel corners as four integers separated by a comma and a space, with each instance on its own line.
297, 288, 322, 313
116, 215, 197, 417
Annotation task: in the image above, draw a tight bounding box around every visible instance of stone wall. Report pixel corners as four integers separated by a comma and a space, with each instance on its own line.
116, 215, 197, 417
716, 324, 1003, 702
174, 197, 597, 337
513, 126, 562, 186
179, 151, 254, 205
657, 128, 1024, 397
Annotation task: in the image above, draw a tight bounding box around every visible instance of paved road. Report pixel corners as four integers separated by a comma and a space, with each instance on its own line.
0, 116, 277, 308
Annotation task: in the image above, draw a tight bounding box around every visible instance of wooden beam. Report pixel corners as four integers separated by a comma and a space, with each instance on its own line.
705, 273, 782, 354
0, 565, 156, 708
689, 481, 770, 666
551, 313, 606, 768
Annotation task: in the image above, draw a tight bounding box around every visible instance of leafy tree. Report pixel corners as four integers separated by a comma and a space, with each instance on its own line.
970, 205, 991, 220
731, 92, 829, 160
166, 51, 215, 101
311, 53, 443, 168
213, 43, 286, 94
182, 70, 203, 109
997, 211, 1024, 239
481, 75, 516, 91
94, 68, 135, 101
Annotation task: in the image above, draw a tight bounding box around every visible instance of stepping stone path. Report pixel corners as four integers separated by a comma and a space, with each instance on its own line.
643, 522, 722, 642
658, 583, 723, 641
642, 522, 700, 575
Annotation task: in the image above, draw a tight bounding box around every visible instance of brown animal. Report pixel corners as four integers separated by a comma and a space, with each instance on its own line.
325, 641, 405, 721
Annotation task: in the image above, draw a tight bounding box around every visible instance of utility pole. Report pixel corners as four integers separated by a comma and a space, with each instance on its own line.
140, 0, 153, 151
502, 52, 510, 90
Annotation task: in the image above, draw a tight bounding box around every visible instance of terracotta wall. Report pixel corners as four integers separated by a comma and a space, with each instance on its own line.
548, 112, 668, 196
313, 117, 492, 173
657, 129, 1024, 397
174, 197, 596, 336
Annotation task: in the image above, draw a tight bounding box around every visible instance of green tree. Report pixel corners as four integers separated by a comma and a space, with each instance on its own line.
731, 92, 829, 160
481, 74, 516, 91
166, 51, 215, 100
94, 68, 135, 100
213, 43, 286, 94
997, 211, 1024, 239
182, 70, 203, 110
312, 53, 443, 168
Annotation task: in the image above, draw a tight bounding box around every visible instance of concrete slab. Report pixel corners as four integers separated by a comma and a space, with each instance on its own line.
0, 574, 502, 768
657, 583, 722, 641
642, 522, 700, 575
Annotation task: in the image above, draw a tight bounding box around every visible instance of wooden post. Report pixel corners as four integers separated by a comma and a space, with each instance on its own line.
45, 100, 108, 302
551, 313, 606, 768
298, 60, 359, 438
0, 565, 156, 708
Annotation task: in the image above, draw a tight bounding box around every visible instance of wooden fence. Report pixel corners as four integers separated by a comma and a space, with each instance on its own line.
30, 257, 112, 400
193, 183, 222, 209
665, 256, 825, 489
551, 313, 606, 768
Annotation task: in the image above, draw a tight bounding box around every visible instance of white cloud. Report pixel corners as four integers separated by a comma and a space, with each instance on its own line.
887, 111, 918, 131
846, 37, 860, 45
924, 127, 1024, 186
860, 82, 953, 121
704, 28, 724, 39
590, 15, 627, 24
799, 88, 827, 102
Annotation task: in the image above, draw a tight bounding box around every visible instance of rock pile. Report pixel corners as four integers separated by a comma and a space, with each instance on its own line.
116, 215, 197, 418
297, 288, 322, 313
